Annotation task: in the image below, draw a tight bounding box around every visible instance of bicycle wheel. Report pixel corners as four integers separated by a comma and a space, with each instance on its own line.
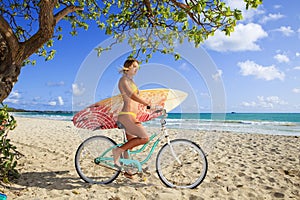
156, 139, 208, 189
75, 135, 120, 184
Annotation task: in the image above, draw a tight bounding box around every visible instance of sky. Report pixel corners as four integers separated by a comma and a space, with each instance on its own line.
4, 0, 300, 113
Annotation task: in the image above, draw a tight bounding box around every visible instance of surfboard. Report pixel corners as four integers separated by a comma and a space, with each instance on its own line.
72, 88, 187, 130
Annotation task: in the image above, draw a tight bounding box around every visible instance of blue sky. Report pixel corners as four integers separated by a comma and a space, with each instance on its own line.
4, 0, 300, 113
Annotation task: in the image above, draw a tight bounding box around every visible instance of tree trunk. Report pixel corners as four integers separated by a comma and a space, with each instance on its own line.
0, 30, 55, 103
0, 23, 56, 103
0, 34, 22, 103
0, 1, 83, 103
0, 64, 21, 104
0, 0, 57, 103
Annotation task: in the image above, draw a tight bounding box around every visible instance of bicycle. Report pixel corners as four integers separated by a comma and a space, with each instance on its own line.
74, 109, 208, 189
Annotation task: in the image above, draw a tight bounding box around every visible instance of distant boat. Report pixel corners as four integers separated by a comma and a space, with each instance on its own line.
231, 112, 236, 114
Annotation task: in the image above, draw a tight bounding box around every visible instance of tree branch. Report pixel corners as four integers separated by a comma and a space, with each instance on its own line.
143, 0, 153, 16
54, 5, 84, 24
19, 0, 57, 61
170, 0, 190, 10
170, 0, 199, 25
0, 15, 19, 58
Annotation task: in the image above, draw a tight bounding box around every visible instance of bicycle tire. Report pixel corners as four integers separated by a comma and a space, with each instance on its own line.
75, 135, 120, 184
156, 139, 208, 189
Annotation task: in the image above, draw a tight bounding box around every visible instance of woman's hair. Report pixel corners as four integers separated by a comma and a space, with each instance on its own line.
120, 58, 139, 74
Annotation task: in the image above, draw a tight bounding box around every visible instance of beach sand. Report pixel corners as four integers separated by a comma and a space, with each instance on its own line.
1, 117, 299, 199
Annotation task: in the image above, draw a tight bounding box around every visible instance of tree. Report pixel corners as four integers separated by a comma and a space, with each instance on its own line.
0, 104, 20, 183
0, 0, 262, 103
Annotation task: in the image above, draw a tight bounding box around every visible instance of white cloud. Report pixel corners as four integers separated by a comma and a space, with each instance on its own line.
9, 91, 21, 99
294, 66, 300, 70
262, 96, 287, 105
225, 0, 264, 21
292, 88, 300, 93
4, 98, 19, 104
259, 13, 284, 24
242, 96, 287, 108
258, 96, 287, 108
238, 60, 285, 81
48, 101, 56, 106
4, 91, 21, 104
275, 26, 294, 36
58, 96, 64, 106
273, 5, 281, 9
296, 52, 300, 57
72, 83, 85, 96
241, 101, 256, 107
274, 54, 289, 63
47, 81, 65, 87
205, 23, 268, 52
48, 96, 64, 107
212, 70, 223, 81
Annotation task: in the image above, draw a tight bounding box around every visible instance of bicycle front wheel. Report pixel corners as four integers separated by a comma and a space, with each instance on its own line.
156, 139, 208, 189
75, 135, 120, 184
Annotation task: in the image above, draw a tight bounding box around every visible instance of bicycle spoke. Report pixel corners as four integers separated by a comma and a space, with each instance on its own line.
75, 136, 120, 184
156, 139, 207, 188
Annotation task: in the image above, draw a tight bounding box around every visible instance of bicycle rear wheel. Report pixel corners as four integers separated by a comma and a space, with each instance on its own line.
156, 139, 208, 189
75, 135, 120, 184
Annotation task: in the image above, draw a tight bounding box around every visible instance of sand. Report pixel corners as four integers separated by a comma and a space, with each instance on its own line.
1, 117, 299, 199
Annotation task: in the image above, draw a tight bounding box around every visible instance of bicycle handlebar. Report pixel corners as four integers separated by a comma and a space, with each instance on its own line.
149, 106, 167, 125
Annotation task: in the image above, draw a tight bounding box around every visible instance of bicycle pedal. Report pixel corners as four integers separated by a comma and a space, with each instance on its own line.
142, 167, 151, 175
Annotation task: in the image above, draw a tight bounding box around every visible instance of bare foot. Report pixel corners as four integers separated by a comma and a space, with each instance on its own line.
112, 147, 123, 166
124, 171, 134, 179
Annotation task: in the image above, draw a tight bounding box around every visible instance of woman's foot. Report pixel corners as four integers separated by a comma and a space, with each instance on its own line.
124, 171, 134, 179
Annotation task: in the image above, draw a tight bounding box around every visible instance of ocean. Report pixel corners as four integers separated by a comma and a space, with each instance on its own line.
11, 112, 300, 136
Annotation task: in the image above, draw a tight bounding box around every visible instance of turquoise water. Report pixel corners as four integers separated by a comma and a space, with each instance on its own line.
11, 112, 300, 136
164, 113, 300, 136
168, 113, 300, 122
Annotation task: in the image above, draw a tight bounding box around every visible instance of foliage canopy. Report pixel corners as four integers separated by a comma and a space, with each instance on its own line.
1, 0, 262, 62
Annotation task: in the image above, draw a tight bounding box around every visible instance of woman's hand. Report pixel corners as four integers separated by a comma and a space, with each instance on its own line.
147, 104, 164, 112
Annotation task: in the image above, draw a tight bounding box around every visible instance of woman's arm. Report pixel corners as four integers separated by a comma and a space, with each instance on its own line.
130, 92, 149, 106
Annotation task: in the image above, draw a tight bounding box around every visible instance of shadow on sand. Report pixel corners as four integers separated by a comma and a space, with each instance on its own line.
5, 170, 86, 191
4, 170, 155, 192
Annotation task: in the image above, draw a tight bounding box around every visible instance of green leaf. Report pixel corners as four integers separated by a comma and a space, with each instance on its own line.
57, 34, 63, 40
234, 9, 243, 20
46, 40, 53, 47
105, 27, 112, 35
174, 53, 181, 60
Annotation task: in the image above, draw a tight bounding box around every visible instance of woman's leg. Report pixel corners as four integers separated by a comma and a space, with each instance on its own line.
122, 133, 136, 178
113, 115, 149, 165
119, 122, 149, 150
122, 133, 135, 159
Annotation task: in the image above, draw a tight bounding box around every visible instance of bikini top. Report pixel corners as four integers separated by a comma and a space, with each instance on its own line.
129, 81, 139, 94
121, 77, 139, 97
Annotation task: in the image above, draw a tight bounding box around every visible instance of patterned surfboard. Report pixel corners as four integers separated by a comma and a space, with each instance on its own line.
72, 88, 187, 130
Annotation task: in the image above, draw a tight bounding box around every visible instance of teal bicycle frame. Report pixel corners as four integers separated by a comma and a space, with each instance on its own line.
95, 110, 170, 172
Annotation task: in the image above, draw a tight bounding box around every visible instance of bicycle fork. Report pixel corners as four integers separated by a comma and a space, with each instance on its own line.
162, 127, 182, 165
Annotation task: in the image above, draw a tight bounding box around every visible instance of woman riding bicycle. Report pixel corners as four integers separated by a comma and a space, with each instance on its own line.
112, 58, 151, 178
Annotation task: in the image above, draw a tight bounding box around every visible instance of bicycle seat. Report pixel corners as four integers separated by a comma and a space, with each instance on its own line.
116, 121, 125, 129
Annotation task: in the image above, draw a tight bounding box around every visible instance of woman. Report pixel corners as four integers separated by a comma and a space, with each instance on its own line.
112, 58, 150, 178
